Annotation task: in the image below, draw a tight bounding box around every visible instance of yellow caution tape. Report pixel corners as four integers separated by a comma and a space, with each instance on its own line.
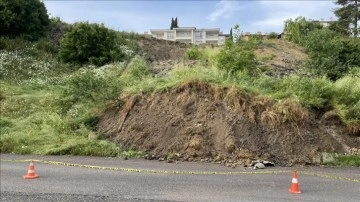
1, 159, 359, 183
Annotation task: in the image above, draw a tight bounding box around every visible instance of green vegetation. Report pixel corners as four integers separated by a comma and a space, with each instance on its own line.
267, 32, 278, 39
333, 0, 360, 37
284, 16, 360, 81
0, 8, 359, 163
284, 16, 322, 45
304, 28, 360, 80
0, 0, 50, 41
216, 25, 258, 76
170, 17, 179, 30
324, 154, 360, 167
186, 46, 203, 60
59, 22, 124, 66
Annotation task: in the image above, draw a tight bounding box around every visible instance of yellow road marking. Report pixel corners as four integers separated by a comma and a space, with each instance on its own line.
1, 159, 359, 183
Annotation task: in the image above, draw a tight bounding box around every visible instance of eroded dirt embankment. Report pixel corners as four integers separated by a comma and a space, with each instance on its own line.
97, 81, 358, 166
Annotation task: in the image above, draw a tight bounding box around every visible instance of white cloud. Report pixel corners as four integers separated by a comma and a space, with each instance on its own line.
44, 1, 166, 33
248, 1, 336, 33
207, 0, 242, 22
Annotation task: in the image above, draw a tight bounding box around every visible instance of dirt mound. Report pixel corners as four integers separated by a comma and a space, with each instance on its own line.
138, 37, 190, 62
97, 81, 358, 166
256, 40, 307, 77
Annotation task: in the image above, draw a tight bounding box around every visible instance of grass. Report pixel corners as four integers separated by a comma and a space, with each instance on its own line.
324, 155, 360, 167
1, 37, 359, 161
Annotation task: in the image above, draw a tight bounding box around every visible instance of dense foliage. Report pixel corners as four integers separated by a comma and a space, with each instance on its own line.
170, 17, 179, 30
267, 32, 278, 39
0, 0, 50, 41
186, 46, 203, 60
284, 16, 323, 45
305, 28, 360, 80
217, 25, 257, 76
333, 0, 360, 37
59, 22, 124, 66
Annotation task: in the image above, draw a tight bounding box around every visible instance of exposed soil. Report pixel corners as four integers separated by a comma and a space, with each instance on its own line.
139, 37, 309, 78
96, 38, 359, 167
138, 37, 190, 62
255, 40, 308, 77
97, 81, 359, 166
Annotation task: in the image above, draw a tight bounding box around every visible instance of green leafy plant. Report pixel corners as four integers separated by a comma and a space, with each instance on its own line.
217, 25, 257, 76
305, 28, 360, 80
59, 22, 124, 66
0, 0, 50, 41
284, 16, 322, 45
324, 154, 360, 167
267, 32, 278, 39
186, 46, 203, 60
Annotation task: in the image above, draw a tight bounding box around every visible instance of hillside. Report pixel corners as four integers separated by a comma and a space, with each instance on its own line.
97, 81, 356, 166
96, 38, 359, 166
1, 36, 359, 167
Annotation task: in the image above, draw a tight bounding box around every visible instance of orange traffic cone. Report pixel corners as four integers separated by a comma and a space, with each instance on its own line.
23, 160, 39, 179
289, 170, 301, 194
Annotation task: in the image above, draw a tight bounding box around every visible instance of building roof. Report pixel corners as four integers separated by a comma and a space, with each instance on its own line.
173, 27, 196, 30
150, 29, 175, 32
150, 27, 221, 32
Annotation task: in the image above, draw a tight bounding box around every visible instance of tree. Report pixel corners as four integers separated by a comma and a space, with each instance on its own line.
0, 0, 50, 41
333, 0, 360, 37
229, 28, 233, 41
59, 22, 124, 66
170, 17, 174, 30
329, 20, 351, 36
284, 16, 323, 45
305, 28, 360, 80
174, 17, 179, 28
170, 17, 178, 30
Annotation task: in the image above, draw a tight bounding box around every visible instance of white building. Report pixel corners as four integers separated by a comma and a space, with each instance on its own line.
312, 18, 336, 28
148, 27, 229, 45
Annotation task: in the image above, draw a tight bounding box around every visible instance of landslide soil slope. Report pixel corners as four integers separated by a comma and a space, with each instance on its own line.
97, 39, 359, 166
97, 81, 357, 166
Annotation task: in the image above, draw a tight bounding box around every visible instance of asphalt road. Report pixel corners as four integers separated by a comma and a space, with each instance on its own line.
1, 154, 359, 202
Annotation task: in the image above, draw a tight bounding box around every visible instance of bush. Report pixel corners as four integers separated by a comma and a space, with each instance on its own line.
217, 37, 256, 76
284, 16, 322, 45
62, 67, 122, 106
47, 17, 69, 52
305, 29, 360, 80
267, 32, 278, 39
121, 55, 152, 81
186, 46, 203, 60
59, 22, 124, 66
0, 0, 50, 41
0, 37, 31, 51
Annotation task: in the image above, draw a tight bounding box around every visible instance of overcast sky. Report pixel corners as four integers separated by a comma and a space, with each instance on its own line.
43, 0, 338, 34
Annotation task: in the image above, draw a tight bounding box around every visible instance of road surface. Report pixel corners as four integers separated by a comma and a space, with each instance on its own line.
1, 154, 359, 202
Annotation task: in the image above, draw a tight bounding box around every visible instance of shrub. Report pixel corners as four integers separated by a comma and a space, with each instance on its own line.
0, 37, 31, 51
305, 29, 360, 80
186, 46, 203, 60
0, 46, 57, 81
284, 16, 322, 45
59, 22, 124, 66
62, 67, 122, 106
0, 0, 50, 41
267, 32, 278, 39
47, 17, 69, 52
217, 37, 256, 76
121, 55, 152, 81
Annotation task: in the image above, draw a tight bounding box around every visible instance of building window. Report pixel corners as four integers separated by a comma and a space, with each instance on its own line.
195, 32, 202, 38
167, 32, 174, 39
